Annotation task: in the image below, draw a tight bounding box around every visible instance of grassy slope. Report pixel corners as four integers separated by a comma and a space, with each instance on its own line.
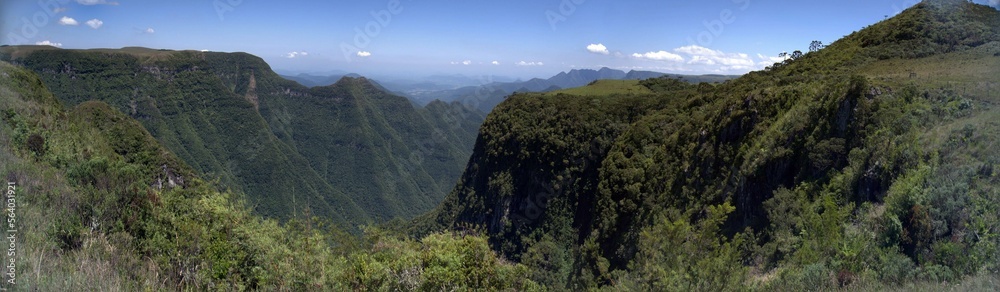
547, 80, 654, 96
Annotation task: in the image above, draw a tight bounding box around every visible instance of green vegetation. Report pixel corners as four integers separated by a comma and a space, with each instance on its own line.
0, 60, 533, 290
420, 0, 1000, 290
547, 80, 654, 96
1, 0, 998, 290
0, 46, 485, 227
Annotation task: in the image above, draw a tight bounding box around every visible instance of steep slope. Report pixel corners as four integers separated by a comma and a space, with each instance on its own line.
0, 47, 365, 225
198, 52, 486, 221
419, 0, 1000, 289
260, 75, 485, 220
0, 60, 537, 291
0, 47, 483, 225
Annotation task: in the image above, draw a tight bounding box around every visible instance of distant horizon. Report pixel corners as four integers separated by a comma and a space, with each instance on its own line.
2, 44, 745, 82
269, 62, 745, 83
4, 0, 998, 79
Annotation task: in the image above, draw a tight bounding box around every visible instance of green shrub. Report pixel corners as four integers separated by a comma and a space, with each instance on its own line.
26, 133, 44, 156
878, 252, 916, 284
801, 263, 833, 289
916, 264, 956, 282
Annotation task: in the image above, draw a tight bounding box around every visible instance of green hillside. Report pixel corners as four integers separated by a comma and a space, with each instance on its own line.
0, 60, 536, 290
0, 47, 484, 225
1, 0, 997, 290
418, 0, 1000, 289
547, 79, 654, 96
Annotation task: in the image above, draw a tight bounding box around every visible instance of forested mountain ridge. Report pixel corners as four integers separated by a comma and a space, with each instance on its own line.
416, 0, 1000, 289
280, 72, 362, 88
435, 67, 736, 112
0, 46, 485, 225
0, 0, 997, 290
0, 60, 538, 290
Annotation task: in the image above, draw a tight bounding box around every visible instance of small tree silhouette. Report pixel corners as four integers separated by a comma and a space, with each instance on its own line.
809, 40, 825, 52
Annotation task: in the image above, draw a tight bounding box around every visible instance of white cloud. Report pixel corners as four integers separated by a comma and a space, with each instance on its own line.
688, 56, 715, 65
631, 51, 685, 62
516, 61, 544, 66
491, 61, 500, 65
356, 51, 371, 57
85, 19, 103, 29
285, 51, 309, 58
35, 40, 63, 47
673, 45, 754, 68
76, 0, 119, 5
59, 16, 78, 26
54, 7, 69, 13
757, 53, 789, 66
462, 60, 472, 65
630, 45, 787, 74
145, 28, 155, 34
674, 45, 722, 57
586, 43, 609, 55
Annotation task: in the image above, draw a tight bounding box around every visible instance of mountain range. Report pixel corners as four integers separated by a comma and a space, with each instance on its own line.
444, 67, 736, 112
279, 72, 363, 88
278, 66, 737, 112
0, 46, 485, 227
0, 0, 998, 289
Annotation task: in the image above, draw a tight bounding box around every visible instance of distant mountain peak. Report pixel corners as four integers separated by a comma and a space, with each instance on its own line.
333, 75, 368, 85
329, 75, 397, 96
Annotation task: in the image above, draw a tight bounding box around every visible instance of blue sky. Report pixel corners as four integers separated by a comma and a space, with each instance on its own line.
3, 0, 998, 79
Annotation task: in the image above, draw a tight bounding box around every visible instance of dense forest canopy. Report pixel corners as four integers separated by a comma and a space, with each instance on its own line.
0, 0, 998, 290
417, 0, 1000, 289
0, 46, 486, 229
